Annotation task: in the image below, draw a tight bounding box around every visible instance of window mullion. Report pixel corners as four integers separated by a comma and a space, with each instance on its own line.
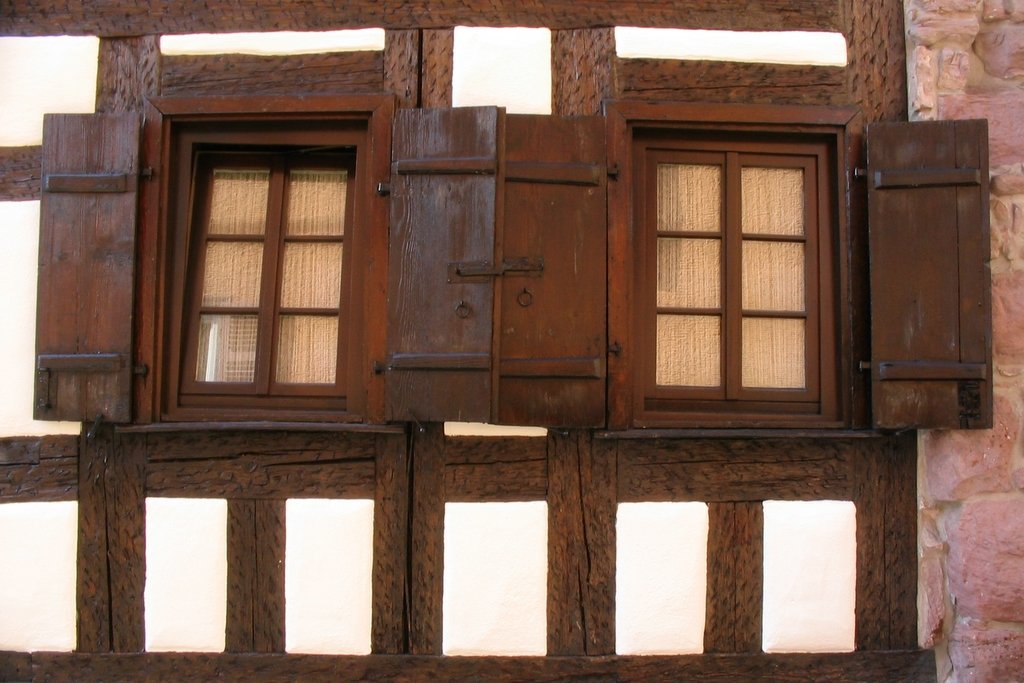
724, 152, 743, 400
255, 158, 287, 395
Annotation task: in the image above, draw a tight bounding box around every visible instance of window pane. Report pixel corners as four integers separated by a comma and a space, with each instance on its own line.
201, 241, 263, 307
742, 317, 805, 389
208, 170, 270, 236
742, 241, 805, 312
657, 315, 720, 387
276, 315, 338, 384
741, 167, 804, 236
657, 164, 721, 233
657, 237, 720, 309
195, 314, 258, 383
280, 243, 344, 310
286, 169, 348, 236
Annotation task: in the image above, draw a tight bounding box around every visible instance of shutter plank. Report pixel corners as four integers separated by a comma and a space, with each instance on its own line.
867, 119, 991, 429
386, 107, 498, 422
497, 115, 607, 427
35, 113, 140, 423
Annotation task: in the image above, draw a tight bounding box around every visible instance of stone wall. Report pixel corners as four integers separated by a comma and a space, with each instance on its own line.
908, 0, 1024, 680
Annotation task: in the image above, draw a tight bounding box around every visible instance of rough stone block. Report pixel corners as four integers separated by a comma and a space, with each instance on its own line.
983, 0, 1009, 21
949, 619, 1024, 683
919, 551, 947, 648
911, 46, 938, 115
991, 198, 1024, 262
938, 47, 972, 91
993, 270, 1024, 359
993, 168, 1024, 195
977, 24, 1024, 78
907, 0, 982, 47
940, 90, 1024, 167
923, 393, 1019, 501
947, 499, 1024, 621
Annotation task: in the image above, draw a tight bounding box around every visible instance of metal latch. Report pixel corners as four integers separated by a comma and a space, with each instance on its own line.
447, 256, 544, 282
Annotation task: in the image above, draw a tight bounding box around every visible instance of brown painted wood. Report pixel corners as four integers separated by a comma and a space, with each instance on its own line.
444, 436, 547, 502
255, 500, 287, 653
867, 119, 991, 429
408, 423, 445, 655
384, 30, 419, 109
844, 0, 907, 123
552, 28, 615, 117
618, 438, 856, 502
547, 431, 616, 656
77, 428, 110, 653
36, 113, 140, 423
420, 29, 453, 109
1, 1, 840, 36
26, 650, 938, 681
161, 51, 382, 97
617, 59, 845, 105
143, 428, 378, 460
705, 502, 763, 653
96, 35, 161, 113
372, 431, 410, 654
386, 107, 498, 422
0, 434, 77, 465
0, 145, 41, 201
227, 499, 258, 653
0, 454, 77, 501
107, 431, 146, 652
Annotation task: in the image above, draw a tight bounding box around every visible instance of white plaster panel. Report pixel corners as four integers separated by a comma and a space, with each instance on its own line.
144, 498, 228, 652
614, 28, 848, 66
285, 498, 374, 655
616, 501, 708, 655
0, 36, 98, 146
762, 499, 857, 653
0, 501, 78, 652
452, 27, 552, 115
444, 422, 547, 437
160, 29, 386, 55
0, 201, 81, 438
443, 501, 548, 655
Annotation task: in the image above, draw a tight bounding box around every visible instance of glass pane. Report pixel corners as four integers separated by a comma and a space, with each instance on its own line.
201, 241, 263, 307
657, 237, 720, 309
657, 164, 721, 233
657, 314, 720, 387
286, 169, 349, 236
280, 243, 344, 309
276, 315, 338, 384
742, 241, 805, 312
195, 314, 258, 383
741, 167, 804, 236
208, 169, 270, 236
742, 317, 805, 389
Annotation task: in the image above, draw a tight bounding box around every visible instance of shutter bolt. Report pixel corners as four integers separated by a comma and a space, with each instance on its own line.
377, 182, 391, 196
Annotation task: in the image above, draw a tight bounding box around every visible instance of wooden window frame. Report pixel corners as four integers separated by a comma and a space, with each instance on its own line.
606, 101, 864, 430
138, 96, 394, 424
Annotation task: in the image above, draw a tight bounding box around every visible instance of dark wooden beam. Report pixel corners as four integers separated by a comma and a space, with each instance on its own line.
226, 500, 258, 653
254, 500, 287, 653
705, 502, 763, 653
420, 29, 453, 109
107, 432, 147, 653
0, 1, 841, 37
408, 423, 445, 655
0, 435, 78, 502
384, 29, 420, 109
843, 0, 907, 122
372, 431, 410, 654
0, 146, 41, 201
444, 436, 547, 502
552, 28, 615, 117
96, 36, 161, 113
76, 428, 110, 653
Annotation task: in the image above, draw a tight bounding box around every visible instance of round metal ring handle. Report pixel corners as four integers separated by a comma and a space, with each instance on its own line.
517, 288, 533, 307
455, 300, 471, 318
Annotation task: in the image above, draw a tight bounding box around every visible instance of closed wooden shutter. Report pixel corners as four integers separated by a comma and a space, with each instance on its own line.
497, 115, 606, 427
867, 119, 991, 429
35, 113, 141, 423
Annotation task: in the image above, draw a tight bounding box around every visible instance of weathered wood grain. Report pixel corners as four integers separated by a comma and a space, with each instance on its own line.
372, 431, 410, 654
96, 35, 160, 113
254, 500, 287, 653
705, 502, 763, 653
0, 1, 840, 36
27, 650, 938, 682
384, 29, 419, 109
144, 430, 378, 461
0, 146, 41, 201
444, 436, 547, 502
77, 428, 110, 653
408, 423, 445, 655
107, 432, 146, 652
161, 51, 383, 97
227, 500, 258, 653
844, 0, 907, 122
0, 457, 77, 502
0, 651, 32, 681
552, 28, 615, 117
420, 29, 453, 109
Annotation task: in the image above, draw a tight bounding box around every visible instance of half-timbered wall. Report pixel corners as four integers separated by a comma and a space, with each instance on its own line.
0, 1, 990, 680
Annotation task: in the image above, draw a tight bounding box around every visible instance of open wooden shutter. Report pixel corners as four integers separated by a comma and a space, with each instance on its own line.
386, 107, 498, 422
867, 119, 991, 429
35, 113, 141, 423
497, 115, 606, 427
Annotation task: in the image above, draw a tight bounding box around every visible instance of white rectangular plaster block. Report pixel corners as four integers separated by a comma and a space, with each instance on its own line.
145, 498, 228, 652
0, 201, 82, 438
616, 501, 709, 655
0, 501, 78, 651
285, 498, 374, 655
443, 501, 548, 655
444, 422, 547, 437
452, 27, 552, 115
762, 499, 857, 653
160, 29, 386, 56
614, 28, 848, 67
0, 36, 98, 146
